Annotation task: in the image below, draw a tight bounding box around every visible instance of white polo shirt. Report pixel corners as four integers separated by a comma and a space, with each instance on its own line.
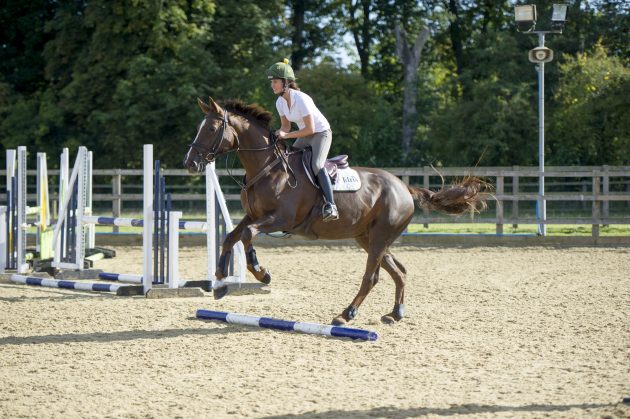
276, 89, 330, 133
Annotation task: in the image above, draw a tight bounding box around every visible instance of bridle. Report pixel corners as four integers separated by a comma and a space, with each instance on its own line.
187, 107, 298, 189
188, 108, 286, 164
187, 108, 231, 165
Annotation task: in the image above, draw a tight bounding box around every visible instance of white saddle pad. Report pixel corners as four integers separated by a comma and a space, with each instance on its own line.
332, 168, 361, 192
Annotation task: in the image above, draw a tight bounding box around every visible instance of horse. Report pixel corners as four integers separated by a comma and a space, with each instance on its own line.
184, 97, 488, 325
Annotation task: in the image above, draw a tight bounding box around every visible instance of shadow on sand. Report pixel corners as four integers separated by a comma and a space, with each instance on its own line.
262, 403, 621, 418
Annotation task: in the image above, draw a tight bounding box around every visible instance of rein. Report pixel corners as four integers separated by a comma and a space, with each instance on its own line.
188, 109, 298, 190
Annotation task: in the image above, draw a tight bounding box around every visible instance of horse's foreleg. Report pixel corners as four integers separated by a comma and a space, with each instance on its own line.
240, 214, 288, 285
215, 215, 252, 280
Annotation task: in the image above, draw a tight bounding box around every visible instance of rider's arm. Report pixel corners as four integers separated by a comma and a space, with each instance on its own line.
279, 115, 291, 133
283, 114, 314, 139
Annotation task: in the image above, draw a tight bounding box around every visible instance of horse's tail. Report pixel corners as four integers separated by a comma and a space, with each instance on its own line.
407, 176, 489, 215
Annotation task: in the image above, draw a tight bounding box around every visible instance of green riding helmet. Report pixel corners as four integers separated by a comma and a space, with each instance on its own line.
266, 58, 295, 81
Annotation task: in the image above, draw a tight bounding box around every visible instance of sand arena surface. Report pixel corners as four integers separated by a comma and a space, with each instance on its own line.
1, 244, 629, 418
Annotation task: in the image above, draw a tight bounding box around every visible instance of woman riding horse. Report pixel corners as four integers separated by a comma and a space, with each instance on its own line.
184, 96, 487, 325
267, 59, 338, 221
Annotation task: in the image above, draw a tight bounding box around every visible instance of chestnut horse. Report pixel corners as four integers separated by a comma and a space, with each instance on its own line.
184, 98, 487, 325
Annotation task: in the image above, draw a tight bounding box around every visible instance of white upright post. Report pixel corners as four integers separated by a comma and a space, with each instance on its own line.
5, 150, 15, 270
16, 147, 28, 273
6, 150, 16, 193
168, 211, 182, 289
36, 152, 50, 253
59, 148, 69, 258
86, 151, 95, 249
0, 206, 6, 273
74, 147, 89, 270
208, 164, 245, 283
142, 144, 154, 294
206, 162, 216, 282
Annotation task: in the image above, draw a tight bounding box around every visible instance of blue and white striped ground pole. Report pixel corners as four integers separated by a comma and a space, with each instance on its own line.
196, 310, 378, 341
98, 272, 143, 283
10, 274, 143, 296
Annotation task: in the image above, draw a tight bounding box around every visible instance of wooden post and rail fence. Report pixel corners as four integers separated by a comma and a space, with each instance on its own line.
2, 166, 629, 238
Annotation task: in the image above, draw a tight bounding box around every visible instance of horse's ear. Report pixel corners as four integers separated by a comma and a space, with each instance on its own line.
209, 97, 223, 113
197, 97, 211, 114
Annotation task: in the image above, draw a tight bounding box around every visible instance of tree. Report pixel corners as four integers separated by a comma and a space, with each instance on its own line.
297, 61, 399, 166
0, 0, 57, 94
549, 44, 630, 165
345, 0, 373, 78
395, 25, 430, 159
282, 0, 342, 71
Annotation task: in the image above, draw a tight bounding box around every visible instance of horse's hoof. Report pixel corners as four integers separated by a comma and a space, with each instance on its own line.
213, 285, 229, 300
380, 312, 403, 324
331, 315, 348, 326
253, 267, 271, 284
261, 271, 272, 285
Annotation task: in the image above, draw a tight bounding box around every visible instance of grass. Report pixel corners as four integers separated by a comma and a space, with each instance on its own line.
41, 212, 629, 237
406, 223, 630, 236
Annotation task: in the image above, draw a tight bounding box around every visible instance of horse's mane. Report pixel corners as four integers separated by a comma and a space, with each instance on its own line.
224, 99, 273, 130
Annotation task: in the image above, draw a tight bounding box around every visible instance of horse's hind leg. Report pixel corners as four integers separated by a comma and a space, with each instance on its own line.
353, 236, 407, 324
332, 236, 386, 325
380, 253, 406, 324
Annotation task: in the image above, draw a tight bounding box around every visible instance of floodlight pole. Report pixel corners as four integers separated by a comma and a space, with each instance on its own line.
526, 29, 556, 236
516, 3, 566, 236
536, 31, 546, 236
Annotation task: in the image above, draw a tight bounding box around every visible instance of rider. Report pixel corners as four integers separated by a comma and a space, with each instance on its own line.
266, 58, 339, 222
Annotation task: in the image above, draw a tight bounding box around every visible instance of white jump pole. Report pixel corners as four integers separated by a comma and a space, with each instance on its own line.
142, 144, 153, 294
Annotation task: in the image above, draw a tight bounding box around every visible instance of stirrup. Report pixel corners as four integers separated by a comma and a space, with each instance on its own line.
322, 203, 339, 221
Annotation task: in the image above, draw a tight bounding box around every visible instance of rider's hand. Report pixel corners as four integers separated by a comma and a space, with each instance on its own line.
276, 130, 288, 140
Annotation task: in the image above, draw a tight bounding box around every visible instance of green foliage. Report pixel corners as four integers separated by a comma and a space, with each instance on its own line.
297, 61, 400, 166
0, 0, 628, 170
0, 0, 56, 93
549, 44, 630, 165
426, 29, 539, 166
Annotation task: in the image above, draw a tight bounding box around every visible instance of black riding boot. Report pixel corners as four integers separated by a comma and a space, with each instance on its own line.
316, 168, 339, 221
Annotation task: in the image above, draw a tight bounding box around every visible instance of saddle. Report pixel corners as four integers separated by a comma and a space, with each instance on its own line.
301, 147, 349, 184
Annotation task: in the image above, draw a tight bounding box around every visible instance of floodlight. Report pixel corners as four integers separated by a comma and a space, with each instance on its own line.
515, 5, 537, 32
551, 4, 568, 32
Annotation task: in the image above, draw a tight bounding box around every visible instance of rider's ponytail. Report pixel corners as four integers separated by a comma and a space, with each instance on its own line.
287, 80, 300, 91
